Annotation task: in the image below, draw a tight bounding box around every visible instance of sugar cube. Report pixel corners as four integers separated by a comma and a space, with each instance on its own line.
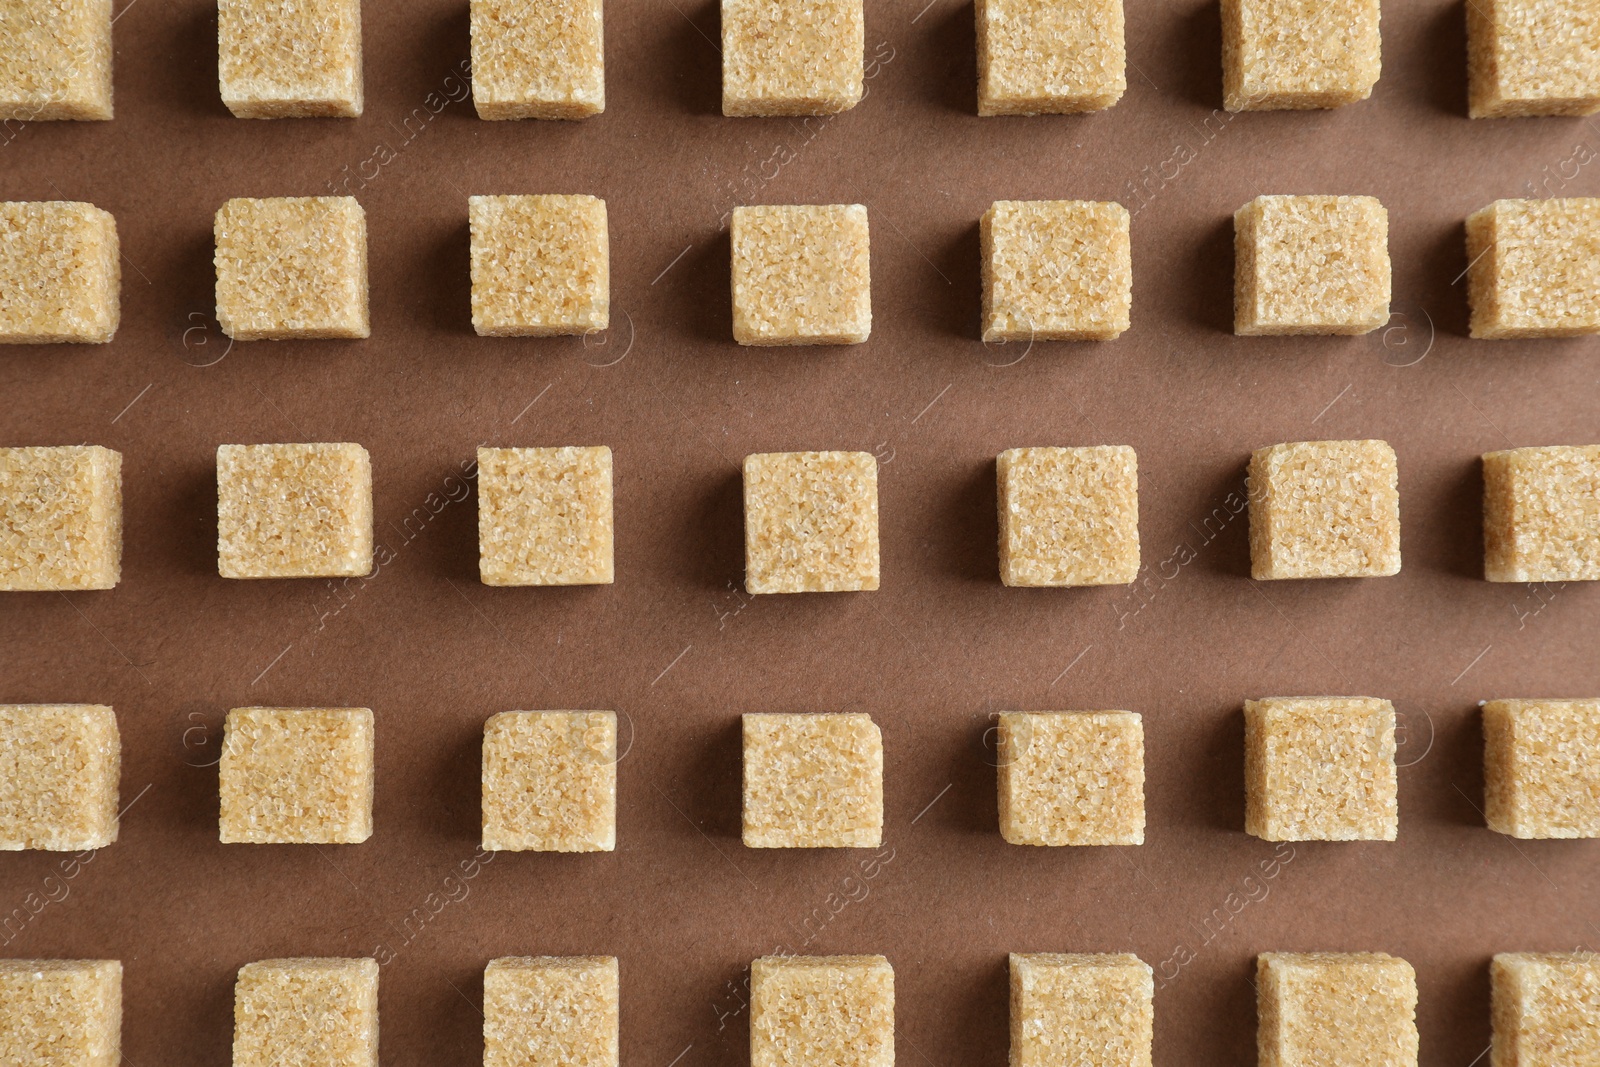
219, 707, 374, 844
1248, 440, 1401, 580
743, 713, 883, 848
1245, 697, 1397, 842
731, 205, 871, 345
0, 202, 119, 343
1491, 952, 1600, 1067
997, 446, 1139, 587
1466, 199, 1600, 339
0, 704, 119, 851
482, 711, 616, 852
722, 0, 862, 116
233, 958, 377, 1067
470, 0, 604, 119
214, 196, 369, 340
469, 195, 609, 336
218, 0, 363, 117
1257, 953, 1417, 1067
1484, 699, 1600, 839
998, 711, 1144, 846
0, 959, 121, 1067
484, 956, 619, 1067
1469, 0, 1600, 118
1234, 195, 1390, 335
744, 451, 879, 594
1222, 0, 1381, 110
1483, 446, 1600, 582
0, 0, 112, 120
982, 200, 1131, 341
0, 445, 122, 591
477, 446, 614, 586
751, 955, 893, 1067
216, 443, 373, 580
976, 0, 1124, 115
1010, 953, 1153, 1067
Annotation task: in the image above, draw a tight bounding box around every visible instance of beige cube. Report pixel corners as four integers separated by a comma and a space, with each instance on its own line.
998, 711, 1144, 847
1466, 199, 1600, 339
477, 446, 614, 586
743, 713, 883, 848
1235, 195, 1390, 335
1483, 446, 1600, 582
0, 445, 122, 591
482, 711, 616, 852
722, 0, 862, 115
214, 196, 369, 340
1248, 440, 1401, 580
218, 0, 362, 117
469, 196, 609, 336
234, 958, 377, 1067
982, 201, 1131, 341
1491, 953, 1600, 1067
1484, 699, 1600, 839
1222, 0, 1381, 110
0, 0, 112, 120
484, 956, 619, 1067
470, 0, 604, 119
731, 205, 871, 345
1245, 697, 1397, 842
1469, 0, 1600, 118
997, 446, 1139, 587
0, 704, 119, 851
977, 0, 1124, 115
0, 202, 119, 343
1258, 953, 1417, 1067
1010, 953, 1153, 1067
216, 443, 373, 579
751, 956, 893, 1067
219, 707, 374, 844
0, 960, 121, 1067
744, 451, 878, 594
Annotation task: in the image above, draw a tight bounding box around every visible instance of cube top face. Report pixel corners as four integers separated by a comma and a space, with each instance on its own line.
0, 0, 113, 120
477, 446, 615, 586
0, 959, 122, 1067
1258, 953, 1418, 1067
1248, 440, 1401, 580
743, 451, 879, 594
750, 955, 893, 1067
0, 445, 122, 591
730, 205, 871, 346
0, 704, 119, 851
233, 958, 378, 1067
470, 0, 604, 119
219, 707, 375, 844
0, 201, 120, 343
1245, 697, 1397, 841
976, 0, 1125, 115
484, 956, 619, 1067
1467, 199, 1600, 339
1469, 0, 1600, 117
982, 200, 1131, 342
1483, 445, 1600, 582
998, 711, 1145, 846
216, 443, 374, 580
469, 195, 610, 337
742, 713, 884, 848
1221, 0, 1381, 110
1492, 952, 1600, 1067
721, 0, 863, 116
997, 446, 1139, 587
1009, 953, 1153, 1067
213, 196, 370, 340
1235, 195, 1391, 335
482, 710, 617, 852
1484, 699, 1600, 838
218, 0, 362, 118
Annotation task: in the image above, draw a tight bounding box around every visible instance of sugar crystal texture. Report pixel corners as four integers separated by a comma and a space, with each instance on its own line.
1221, 0, 1381, 110
1484, 699, 1600, 839
0, 202, 119, 343
976, 0, 1125, 114
731, 205, 871, 345
0, 0, 112, 120
1491, 952, 1600, 1067
478, 446, 614, 586
744, 451, 878, 593
470, 195, 609, 336
484, 956, 619, 1067
216, 443, 373, 579
233, 958, 377, 1067
0, 959, 121, 1067
997, 446, 1139, 587
214, 197, 369, 340
218, 0, 363, 117
0, 704, 119, 851
0, 446, 121, 591
743, 713, 883, 848
750, 955, 893, 1067
1483, 446, 1600, 582
1466, 199, 1600, 338
1245, 697, 1397, 841
982, 201, 1130, 341
1257, 953, 1418, 1067
1248, 440, 1400, 580
219, 707, 374, 844
1468, 0, 1600, 118
470, 0, 604, 118
722, 0, 862, 115
482, 711, 616, 852
1234, 195, 1390, 335
998, 711, 1145, 846
1009, 953, 1153, 1067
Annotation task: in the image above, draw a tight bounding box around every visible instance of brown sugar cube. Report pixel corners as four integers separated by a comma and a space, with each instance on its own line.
722, 0, 862, 116
1010, 953, 1153, 1067
0, 0, 112, 120
1234, 195, 1390, 335
214, 196, 369, 340
0, 446, 122, 591
1469, 0, 1600, 118
751, 955, 893, 1067
1248, 440, 1401, 580
976, 0, 1124, 114
0, 202, 119, 343
982, 201, 1131, 341
218, 0, 362, 118
997, 446, 1139, 587
1245, 697, 1397, 842
1466, 199, 1600, 339
743, 713, 882, 848
484, 957, 619, 1067
216, 443, 373, 579
743, 451, 878, 594
482, 711, 616, 852
997, 711, 1144, 846
1258, 953, 1417, 1067
478, 447, 614, 586
731, 205, 871, 345
1492, 952, 1600, 1067
469, 196, 609, 337
234, 958, 377, 1067
1221, 0, 1381, 110
0, 960, 121, 1067
470, 0, 604, 119
0, 704, 119, 851
1483, 446, 1600, 582
1484, 699, 1600, 839
219, 707, 374, 844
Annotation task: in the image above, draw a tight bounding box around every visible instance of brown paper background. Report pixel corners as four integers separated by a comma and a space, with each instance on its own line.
2, 0, 1598, 1062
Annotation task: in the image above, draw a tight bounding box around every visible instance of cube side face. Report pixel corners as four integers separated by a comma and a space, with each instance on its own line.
0, 0, 113, 120
997, 446, 1139, 586
0, 445, 122, 591
976, 0, 1125, 115
1468, 200, 1600, 338
1484, 700, 1600, 838
233, 958, 379, 1067
218, 0, 363, 117
469, 196, 610, 337
1248, 440, 1401, 580
1469, 0, 1600, 117
743, 451, 880, 594
731, 205, 872, 345
1234, 196, 1390, 335
482, 711, 617, 852
981, 201, 1131, 341
743, 714, 884, 848
1258, 954, 1418, 1067
0, 704, 119, 851
998, 712, 1145, 846
217, 443, 374, 579
0, 202, 120, 343
470, 0, 605, 118
214, 197, 370, 340
1244, 698, 1398, 841
1491, 953, 1600, 1067
1483, 446, 1600, 582
1222, 0, 1380, 110
477, 446, 615, 586
219, 707, 375, 844
750, 956, 894, 1067
1009, 954, 1153, 1067
722, 0, 863, 116
485, 957, 620, 1067
0, 959, 122, 1067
